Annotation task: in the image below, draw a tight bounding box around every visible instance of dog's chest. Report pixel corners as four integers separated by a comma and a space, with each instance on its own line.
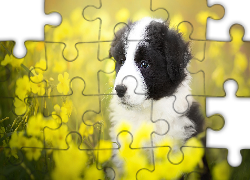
109, 96, 195, 146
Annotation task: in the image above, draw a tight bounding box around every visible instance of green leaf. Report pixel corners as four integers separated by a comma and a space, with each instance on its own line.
21, 64, 34, 76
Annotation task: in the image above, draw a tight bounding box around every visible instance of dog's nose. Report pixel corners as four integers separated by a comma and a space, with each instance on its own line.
115, 85, 127, 97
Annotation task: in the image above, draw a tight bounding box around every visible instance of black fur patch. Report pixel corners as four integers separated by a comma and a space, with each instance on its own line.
185, 101, 204, 136
109, 21, 133, 75
135, 21, 192, 100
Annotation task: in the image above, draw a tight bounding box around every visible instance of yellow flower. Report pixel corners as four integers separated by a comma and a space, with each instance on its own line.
181, 137, 204, 172
26, 113, 46, 137
34, 59, 46, 74
9, 131, 28, 149
121, 145, 149, 179
44, 118, 59, 129
155, 138, 174, 159
24, 137, 43, 161
29, 66, 37, 76
15, 75, 30, 100
13, 97, 27, 115
133, 123, 153, 147
115, 121, 132, 143
212, 160, 231, 180
83, 165, 105, 180
30, 73, 45, 95
79, 121, 94, 137
157, 160, 183, 180
8, 131, 27, 159
1, 54, 23, 68
3, 139, 19, 158
148, 137, 204, 179
52, 144, 87, 180
97, 140, 113, 164
45, 124, 72, 149
62, 99, 73, 117
52, 104, 69, 123
115, 128, 154, 179
57, 72, 70, 95
119, 132, 138, 158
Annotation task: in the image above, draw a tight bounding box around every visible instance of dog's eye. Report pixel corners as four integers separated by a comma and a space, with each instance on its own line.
140, 60, 149, 68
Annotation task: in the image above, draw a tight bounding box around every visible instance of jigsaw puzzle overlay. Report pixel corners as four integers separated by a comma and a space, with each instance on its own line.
0, 0, 250, 179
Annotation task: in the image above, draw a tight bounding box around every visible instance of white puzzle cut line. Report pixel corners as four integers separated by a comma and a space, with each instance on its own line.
206, 79, 250, 167
0, 0, 61, 58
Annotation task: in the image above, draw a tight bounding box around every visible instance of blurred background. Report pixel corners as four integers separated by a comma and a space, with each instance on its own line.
0, 0, 250, 179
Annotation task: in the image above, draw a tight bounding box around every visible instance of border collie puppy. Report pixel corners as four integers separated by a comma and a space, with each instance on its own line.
108, 17, 205, 177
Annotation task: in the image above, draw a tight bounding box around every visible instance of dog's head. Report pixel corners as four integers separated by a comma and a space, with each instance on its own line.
109, 17, 192, 108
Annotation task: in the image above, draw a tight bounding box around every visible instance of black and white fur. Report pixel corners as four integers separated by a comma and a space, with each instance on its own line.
109, 17, 204, 143
108, 17, 206, 177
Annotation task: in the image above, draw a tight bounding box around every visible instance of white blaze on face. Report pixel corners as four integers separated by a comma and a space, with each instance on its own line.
114, 17, 164, 106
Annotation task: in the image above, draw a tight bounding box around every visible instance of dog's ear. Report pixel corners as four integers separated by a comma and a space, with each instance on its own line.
163, 23, 192, 83
109, 20, 132, 59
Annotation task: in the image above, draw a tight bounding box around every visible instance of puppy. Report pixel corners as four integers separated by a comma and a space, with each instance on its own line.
108, 17, 207, 178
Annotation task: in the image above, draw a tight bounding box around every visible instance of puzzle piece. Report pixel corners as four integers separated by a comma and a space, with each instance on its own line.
205, 148, 233, 179
0, 41, 49, 101
192, 96, 225, 131
177, 21, 207, 61
50, 131, 107, 180
83, 0, 168, 42
206, 79, 250, 167
137, 137, 206, 180
45, 1, 100, 60
230, 149, 250, 179
43, 74, 101, 126
106, 131, 154, 179
109, 75, 184, 148
95, 139, 116, 180
13, 41, 116, 127
107, 76, 208, 178
189, 24, 250, 96
0, 0, 61, 58
44, 42, 115, 96
1, 131, 49, 179
154, 0, 224, 40
0, 147, 26, 178
83, 0, 224, 42
207, 0, 250, 41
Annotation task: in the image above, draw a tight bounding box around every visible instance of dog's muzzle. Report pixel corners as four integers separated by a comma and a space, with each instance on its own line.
115, 85, 127, 97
